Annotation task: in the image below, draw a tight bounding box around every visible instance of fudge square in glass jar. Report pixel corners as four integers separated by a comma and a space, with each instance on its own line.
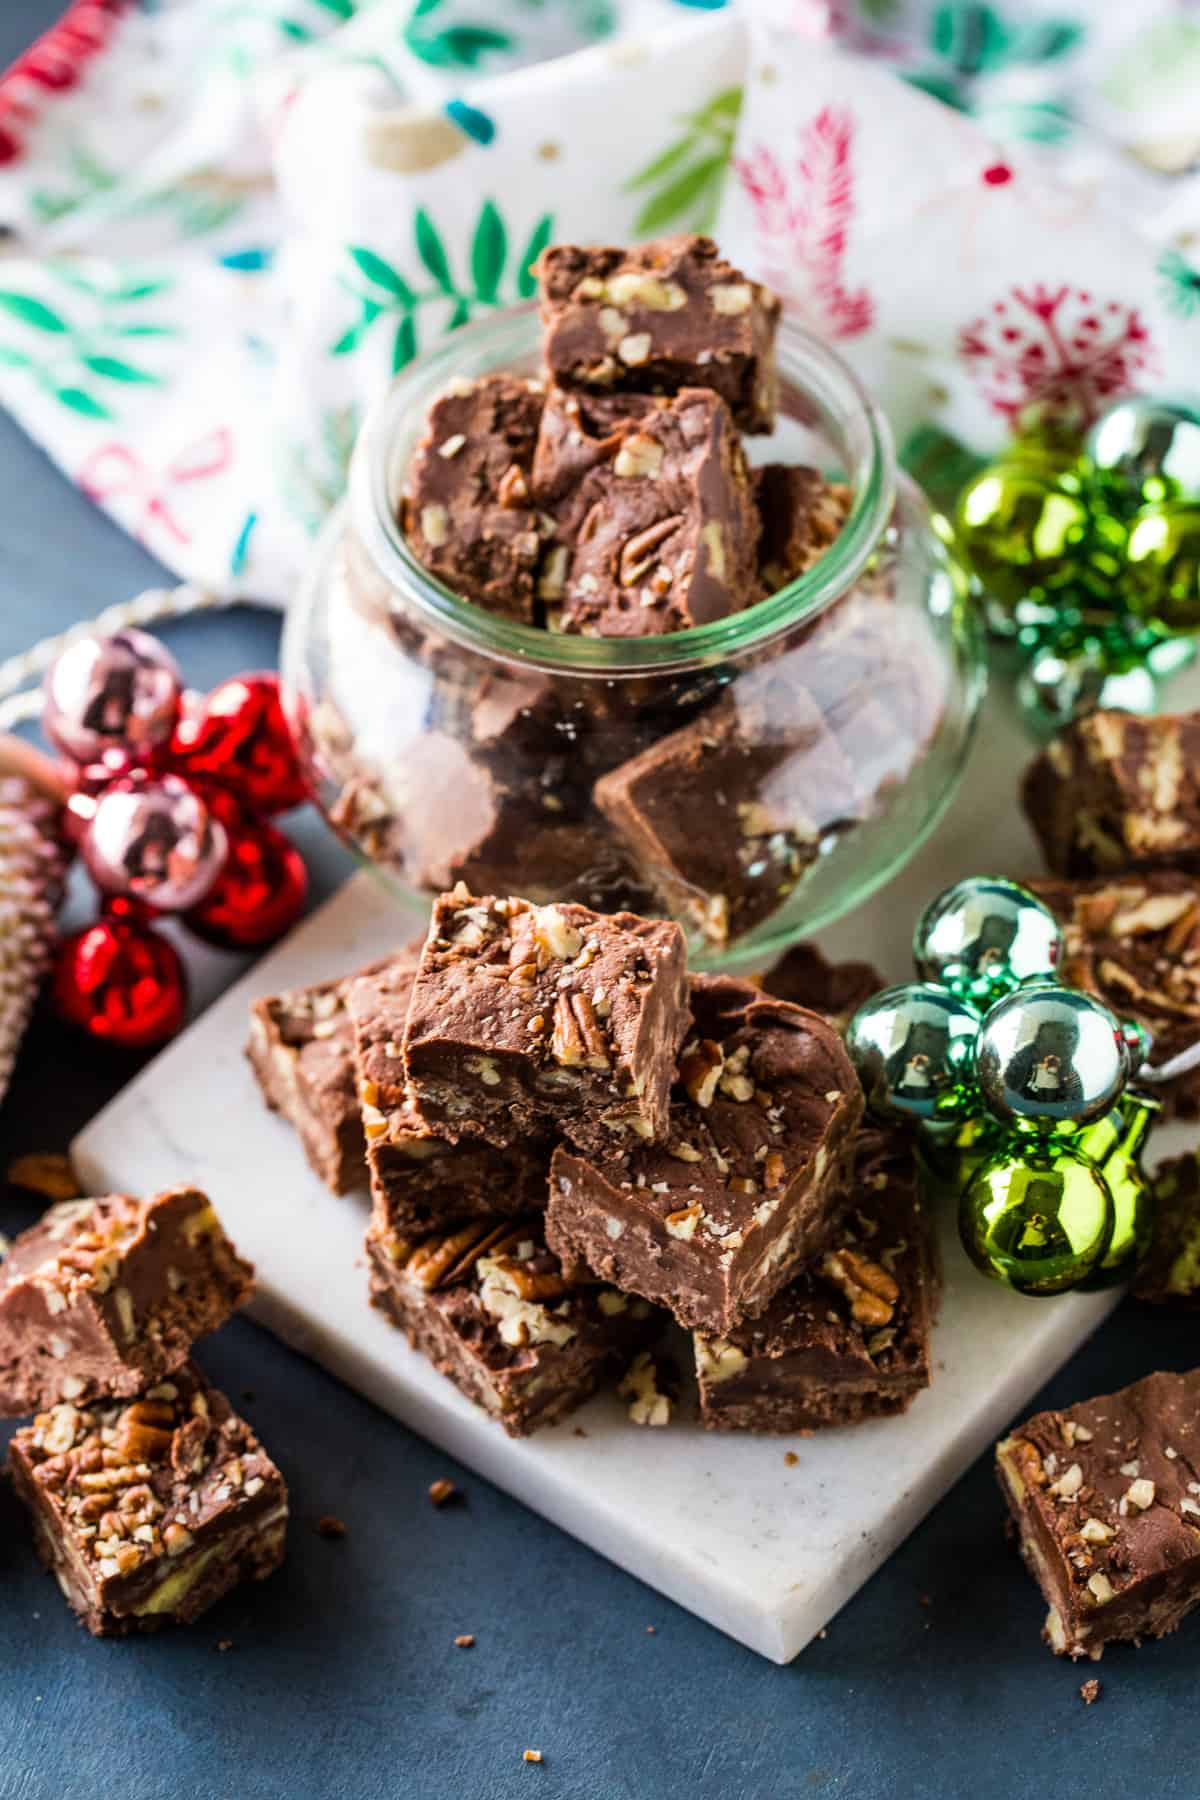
0, 1189, 254, 1417
544, 975, 863, 1336
8, 1364, 287, 1637
402, 887, 691, 1157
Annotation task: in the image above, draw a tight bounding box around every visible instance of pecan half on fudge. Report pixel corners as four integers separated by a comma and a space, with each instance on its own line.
594, 676, 861, 947
401, 373, 547, 621
1022, 709, 1200, 878
402, 888, 690, 1156
544, 975, 863, 1336
754, 464, 852, 592
0, 1190, 253, 1417
8, 1365, 287, 1636
365, 1213, 658, 1437
536, 234, 780, 432
532, 385, 760, 636
248, 953, 415, 1193
1028, 872, 1200, 1117
694, 1127, 936, 1431
1133, 1153, 1200, 1304
348, 956, 552, 1238
761, 941, 884, 1031
996, 1370, 1200, 1660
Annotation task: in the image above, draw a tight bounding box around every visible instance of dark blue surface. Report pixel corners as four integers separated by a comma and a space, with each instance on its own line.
3, 11, 1200, 1794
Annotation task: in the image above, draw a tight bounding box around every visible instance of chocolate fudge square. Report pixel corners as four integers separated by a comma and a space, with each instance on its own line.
403, 888, 690, 1155
594, 677, 861, 947
8, 1365, 287, 1636
544, 975, 863, 1335
537, 235, 781, 432
996, 1370, 1200, 1660
348, 957, 552, 1238
694, 1127, 936, 1431
761, 941, 884, 1030
366, 1213, 658, 1437
1134, 1154, 1200, 1304
535, 386, 761, 637
1022, 709, 1200, 878
1029, 872, 1200, 1118
754, 464, 852, 592
401, 373, 547, 621
0, 1190, 254, 1417
247, 952, 417, 1193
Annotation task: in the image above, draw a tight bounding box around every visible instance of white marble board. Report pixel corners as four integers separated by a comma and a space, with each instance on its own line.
71, 679, 1197, 1663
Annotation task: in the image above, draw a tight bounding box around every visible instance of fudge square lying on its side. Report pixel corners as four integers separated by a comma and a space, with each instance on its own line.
694, 1127, 936, 1432
348, 956, 552, 1238
366, 1212, 658, 1437
247, 952, 414, 1194
0, 1189, 254, 1417
1028, 872, 1200, 1119
9, 1364, 287, 1637
536, 235, 781, 433
996, 1369, 1200, 1660
1134, 1153, 1200, 1305
402, 887, 691, 1156
401, 372, 547, 622
545, 975, 863, 1336
1022, 709, 1200, 878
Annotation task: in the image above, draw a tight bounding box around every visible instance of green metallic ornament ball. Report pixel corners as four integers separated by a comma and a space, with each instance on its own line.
959, 1137, 1115, 1294
914, 877, 1062, 1004
846, 983, 981, 1124
1124, 501, 1200, 634
973, 985, 1129, 1128
1085, 396, 1200, 508
1075, 1094, 1159, 1290
954, 462, 1091, 615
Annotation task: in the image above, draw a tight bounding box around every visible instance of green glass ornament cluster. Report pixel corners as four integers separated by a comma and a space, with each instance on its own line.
954, 395, 1200, 731
846, 876, 1158, 1297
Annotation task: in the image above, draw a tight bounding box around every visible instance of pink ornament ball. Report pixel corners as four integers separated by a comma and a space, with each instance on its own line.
80, 772, 228, 913
42, 628, 182, 766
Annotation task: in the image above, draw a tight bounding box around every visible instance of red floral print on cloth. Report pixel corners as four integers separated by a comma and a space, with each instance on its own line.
734, 107, 875, 341
78, 429, 235, 549
0, 0, 128, 165
958, 284, 1158, 423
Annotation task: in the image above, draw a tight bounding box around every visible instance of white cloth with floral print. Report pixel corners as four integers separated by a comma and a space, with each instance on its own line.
1, 0, 1199, 605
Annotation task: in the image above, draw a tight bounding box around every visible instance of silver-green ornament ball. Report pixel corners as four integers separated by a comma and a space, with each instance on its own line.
914, 877, 1062, 1004
1085, 395, 1200, 507
973, 984, 1130, 1128
846, 983, 981, 1124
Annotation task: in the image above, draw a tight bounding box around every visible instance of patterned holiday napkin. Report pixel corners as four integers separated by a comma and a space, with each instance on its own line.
1, 0, 1200, 605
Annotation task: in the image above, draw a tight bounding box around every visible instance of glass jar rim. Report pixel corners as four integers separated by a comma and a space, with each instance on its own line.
349, 302, 897, 677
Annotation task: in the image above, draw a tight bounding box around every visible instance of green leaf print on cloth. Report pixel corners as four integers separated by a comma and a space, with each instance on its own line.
906, 4, 1084, 145
624, 88, 742, 236
0, 265, 174, 423
1159, 248, 1200, 321
402, 0, 515, 70
331, 204, 555, 373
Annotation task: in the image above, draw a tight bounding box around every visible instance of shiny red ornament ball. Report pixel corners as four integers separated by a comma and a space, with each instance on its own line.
185, 813, 308, 950
172, 672, 309, 815
53, 917, 187, 1050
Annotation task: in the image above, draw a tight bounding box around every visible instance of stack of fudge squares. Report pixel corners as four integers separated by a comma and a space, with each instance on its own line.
249, 886, 940, 1437
0, 1186, 287, 1636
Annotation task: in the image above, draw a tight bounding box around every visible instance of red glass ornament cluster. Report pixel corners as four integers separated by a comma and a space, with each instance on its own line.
44, 629, 308, 1051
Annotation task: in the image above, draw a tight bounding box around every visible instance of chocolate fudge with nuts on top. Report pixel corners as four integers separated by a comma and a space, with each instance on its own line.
247, 952, 416, 1193
545, 975, 863, 1336
996, 1369, 1200, 1660
366, 1212, 659, 1436
694, 1127, 936, 1432
1133, 1153, 1200, 1305
348, 954, 552, 1239
761, 941, 884, 1031
401, 372, 547, 622
402, 887, 691, 1157
536, 235, 781, 433
1028, 872, 1200, 1118
8, 1364, 287, 1636
753, 464, 852, 593
0, 1189, 254, 1417
1022, 709, 1200, 878
532, 384, 761, 637
594, 675, 861, 947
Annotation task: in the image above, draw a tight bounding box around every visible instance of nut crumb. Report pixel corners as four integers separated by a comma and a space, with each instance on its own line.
217, 1639, 233, 1653
783, 1451, 798, 1467
646, 1625, 656, 1635
429, 1478, 459, 1508
523, 1749, 543, 1765
6, 1152, 80, 1201
454, 1634, 475, 1649
316, 1514, 346, 1539
1080, 1679, 1101, 1705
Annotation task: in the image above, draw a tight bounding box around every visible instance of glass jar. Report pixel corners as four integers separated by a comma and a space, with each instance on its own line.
282, 307, 985, 967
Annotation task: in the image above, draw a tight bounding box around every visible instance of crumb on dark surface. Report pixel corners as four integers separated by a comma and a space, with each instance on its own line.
217, 1639, 233, 1653
918, 1594, 931, 1609
429, 1478, 460, 1508
1080, 1680, 1101, 1706
523, 1749, 543, 1765
646, 1625, 656, 1635
454, 1634, 475, 1649
316, 1514, 346, 1539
